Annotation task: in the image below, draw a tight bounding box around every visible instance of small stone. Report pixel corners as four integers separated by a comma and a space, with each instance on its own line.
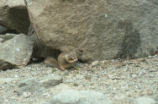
90, 61, 99, 67
73, 83, 79, 87
131, 96, 156, 104
84, 75, 91, 81
42, 92, 50, 97
131, 74, 137, 78
40, 74, 63, 88
23, 92, 31, 98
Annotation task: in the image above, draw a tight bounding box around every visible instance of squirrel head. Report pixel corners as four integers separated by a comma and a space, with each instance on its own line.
64, 51, 78, 64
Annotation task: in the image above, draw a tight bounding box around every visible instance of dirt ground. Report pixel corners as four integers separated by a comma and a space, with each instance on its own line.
0, 55, 158, 104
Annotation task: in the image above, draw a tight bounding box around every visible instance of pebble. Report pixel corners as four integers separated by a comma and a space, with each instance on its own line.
23, 92, 31, 98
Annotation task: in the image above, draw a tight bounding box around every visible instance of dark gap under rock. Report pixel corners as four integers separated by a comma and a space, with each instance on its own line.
0, 25, 18, 34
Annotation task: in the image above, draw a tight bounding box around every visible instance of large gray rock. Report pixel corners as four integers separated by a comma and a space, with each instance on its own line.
49, 90, 112, 104
18, 78, 43, 94
26, 0, 158, 61
0, 25, 7, 34
131, 96, 157, 104
40, 74, 63, 88
28, 24, 60, 60
0, 33, 33, 70
18, 74, 63, 94
0, 0, 30, 33
0, 97, 4, 104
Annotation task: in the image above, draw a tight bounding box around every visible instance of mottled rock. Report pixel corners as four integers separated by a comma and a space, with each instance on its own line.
0, 97, 4, 104
40, 74, 63, 88
49, 90, 112, 104
0, 33, 33, 70
26, 0, 158, 61
0, 25, 7, 34
18, 74, 62, 95
49, 84, 72, 94
131, 96, 157, 104
28, 24, 60, 61
0, 78, 18, 84
0, 0, 30, 33
18, 78, 43, 94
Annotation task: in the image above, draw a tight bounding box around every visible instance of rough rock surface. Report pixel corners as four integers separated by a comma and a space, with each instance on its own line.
0, 97, 4, 104
18, 78, 43, 94
131, 96, 157, 104
0, 25, 7, 34
26, 0, 158, 61
49, 90, 112, 104
0, 0, 30, 33
27, 24, 59, 61
17, 74, 63, 95
40, 74, 63, 88
0, 33, 33, 70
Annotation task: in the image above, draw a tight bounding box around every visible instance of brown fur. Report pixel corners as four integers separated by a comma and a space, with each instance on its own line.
44, 51, 78, 70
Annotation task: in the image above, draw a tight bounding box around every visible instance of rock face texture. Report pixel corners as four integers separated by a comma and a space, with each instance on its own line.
0, 0, 30, 33
49, 90, 112, 104
26, 0, 158, 61
0, 97, 4, 104
131, 96, 157, 104
0, 25, 7, 34
0, 33, 33, 70
40, 74, 63, 88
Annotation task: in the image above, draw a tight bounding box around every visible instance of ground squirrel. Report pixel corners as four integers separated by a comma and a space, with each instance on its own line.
44, 51, 78, 70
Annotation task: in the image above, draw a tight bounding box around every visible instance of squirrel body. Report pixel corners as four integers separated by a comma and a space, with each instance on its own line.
44, 51, 78, 70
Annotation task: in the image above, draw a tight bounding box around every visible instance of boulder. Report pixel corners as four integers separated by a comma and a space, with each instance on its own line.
0, 25, 18, 34
40, 74, 63, 88
0, 97, 4, 104
17, 74, 63, 94
49, 90, 112, 104
0, 0, 30, 33
26, 0, 158, 61
131, 96, 157, 104
18, 78, 43, 94
0, 33, 33, 70
28, 24, 60, 60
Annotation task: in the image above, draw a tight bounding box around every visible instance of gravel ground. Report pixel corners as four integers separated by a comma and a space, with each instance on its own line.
0, 55, 158, 104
